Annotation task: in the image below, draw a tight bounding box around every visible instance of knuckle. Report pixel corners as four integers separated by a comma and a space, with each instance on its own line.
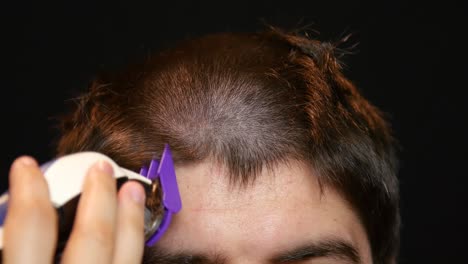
123, 209, 145, 231
74, 218, 115, 247
13, 198, 56, 226
86, 171, 116, 194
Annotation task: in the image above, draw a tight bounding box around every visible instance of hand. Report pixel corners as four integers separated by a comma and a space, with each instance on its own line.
2, 156, 146, 264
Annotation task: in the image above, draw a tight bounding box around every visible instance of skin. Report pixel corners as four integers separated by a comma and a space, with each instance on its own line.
145, 160, 373, 264
3, 156, 146, 264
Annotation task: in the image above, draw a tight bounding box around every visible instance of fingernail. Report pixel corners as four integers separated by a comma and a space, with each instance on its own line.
17, 156, 37, 167
94, 160, 114, 175
127, 183, 145, 204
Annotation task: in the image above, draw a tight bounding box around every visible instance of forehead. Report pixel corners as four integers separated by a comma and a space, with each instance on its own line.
155, 160, 371, 262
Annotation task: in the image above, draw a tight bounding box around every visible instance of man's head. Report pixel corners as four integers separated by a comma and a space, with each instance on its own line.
56, 28, 400, 263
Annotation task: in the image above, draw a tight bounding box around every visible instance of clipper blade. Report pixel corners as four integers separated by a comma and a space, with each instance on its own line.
143, 179, 165, 241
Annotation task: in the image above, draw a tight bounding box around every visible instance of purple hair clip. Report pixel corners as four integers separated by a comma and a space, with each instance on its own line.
139, 144, 182, 246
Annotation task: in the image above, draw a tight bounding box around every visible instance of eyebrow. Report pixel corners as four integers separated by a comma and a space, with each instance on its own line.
143, 249, 226, 264
143, 238, 360, 264
270, 238, 361, 264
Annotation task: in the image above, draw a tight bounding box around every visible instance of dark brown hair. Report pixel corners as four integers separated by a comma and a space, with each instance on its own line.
56, 28, 400, 264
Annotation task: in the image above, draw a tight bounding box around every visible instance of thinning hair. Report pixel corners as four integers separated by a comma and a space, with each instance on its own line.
57, 28, 400, 263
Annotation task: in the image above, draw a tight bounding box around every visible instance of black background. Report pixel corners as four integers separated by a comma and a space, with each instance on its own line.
1, 1, 467, 263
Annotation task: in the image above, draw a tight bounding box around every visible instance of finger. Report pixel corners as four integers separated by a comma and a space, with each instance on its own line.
60, 160, 117, 264
3, 156, 57, 264
113, 181, 146, 264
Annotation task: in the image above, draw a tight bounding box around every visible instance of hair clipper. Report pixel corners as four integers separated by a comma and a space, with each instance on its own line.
0, 144, 182, 261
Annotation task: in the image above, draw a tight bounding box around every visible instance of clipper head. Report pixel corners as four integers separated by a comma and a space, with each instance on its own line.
143, 179, 164, 241
139, 144, 182, 246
